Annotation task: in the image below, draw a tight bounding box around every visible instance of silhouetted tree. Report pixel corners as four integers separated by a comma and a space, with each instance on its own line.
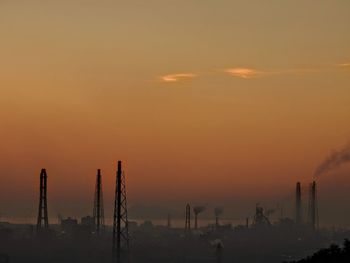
286, 239, 350, 263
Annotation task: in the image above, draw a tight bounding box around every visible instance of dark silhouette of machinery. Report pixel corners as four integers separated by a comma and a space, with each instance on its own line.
113, 161, 129, 262
185, 204, 191, 231
193, 206, 206, 229
252, 204, 270, 227
37, 168, 49, 231
93, 169, 104, 234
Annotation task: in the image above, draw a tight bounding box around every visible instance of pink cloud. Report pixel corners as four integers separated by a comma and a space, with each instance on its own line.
224, 68, 263, 79
160, 73, 197, 82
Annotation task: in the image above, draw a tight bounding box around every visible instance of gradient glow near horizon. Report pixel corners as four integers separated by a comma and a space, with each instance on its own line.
1, 1, 350, 225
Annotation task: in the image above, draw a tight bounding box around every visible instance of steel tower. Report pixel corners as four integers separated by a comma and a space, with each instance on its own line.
37, 168, 49, 231
113, 161, 129, 262
93, 169, 105, 234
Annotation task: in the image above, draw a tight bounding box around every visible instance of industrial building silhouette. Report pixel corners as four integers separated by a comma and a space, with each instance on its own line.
0, 161, 345, 263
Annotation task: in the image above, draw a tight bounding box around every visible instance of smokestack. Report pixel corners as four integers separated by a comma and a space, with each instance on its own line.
214, 207, 223, 228
185, 204, 191, 231
93, 169, 104, 235
37, 168, 49, 232
308, 181, 318, 229
167, 214, 171, 228
295, 182, 302, 225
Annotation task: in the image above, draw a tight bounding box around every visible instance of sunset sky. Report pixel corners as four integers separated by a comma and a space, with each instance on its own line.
1, 1, 350, 226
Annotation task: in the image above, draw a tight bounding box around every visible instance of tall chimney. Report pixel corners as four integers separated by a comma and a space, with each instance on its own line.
194, 213, 198, 229
93, 169, 104, 234
167, 214, 171, 228
185, 204, 191, 231
308, 181, 318, 229
37, 169, 49, 231
295, 182, 302, 225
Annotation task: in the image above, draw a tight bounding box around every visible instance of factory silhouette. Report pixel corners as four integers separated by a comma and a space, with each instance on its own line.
0, 160, 349, 263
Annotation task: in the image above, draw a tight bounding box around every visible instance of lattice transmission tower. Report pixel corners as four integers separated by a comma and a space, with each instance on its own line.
113, 161, 129, 262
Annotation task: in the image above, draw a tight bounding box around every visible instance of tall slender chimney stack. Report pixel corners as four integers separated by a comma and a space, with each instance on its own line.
308, 181, 318, 229
167, 214, 171, 228
37, 168, 49, 231
185, 204, 191, 231
295, 182, 302, 225
93, 169, 104, 234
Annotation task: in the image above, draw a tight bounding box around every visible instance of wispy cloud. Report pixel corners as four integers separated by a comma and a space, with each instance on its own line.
160, 63, 349, 83
224, 67, 323, 79
338, 63, 350, 68
224, 68, 264, 79
160, 73, 197, 83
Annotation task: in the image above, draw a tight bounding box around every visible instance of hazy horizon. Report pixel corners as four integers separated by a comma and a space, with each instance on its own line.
1, 1, 350, 228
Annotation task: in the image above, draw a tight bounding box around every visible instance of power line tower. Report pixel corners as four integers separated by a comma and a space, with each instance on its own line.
93, 169, 105, 235
185, 203, 191, 231
37, 168, 49, 231
113, 161, 129, 262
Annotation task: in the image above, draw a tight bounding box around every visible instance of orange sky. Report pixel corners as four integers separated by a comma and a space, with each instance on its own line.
1, 1, 350, 225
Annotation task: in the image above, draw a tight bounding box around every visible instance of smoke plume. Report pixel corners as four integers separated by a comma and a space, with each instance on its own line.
314, 144, 350, 178
193, 206, 206, 215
